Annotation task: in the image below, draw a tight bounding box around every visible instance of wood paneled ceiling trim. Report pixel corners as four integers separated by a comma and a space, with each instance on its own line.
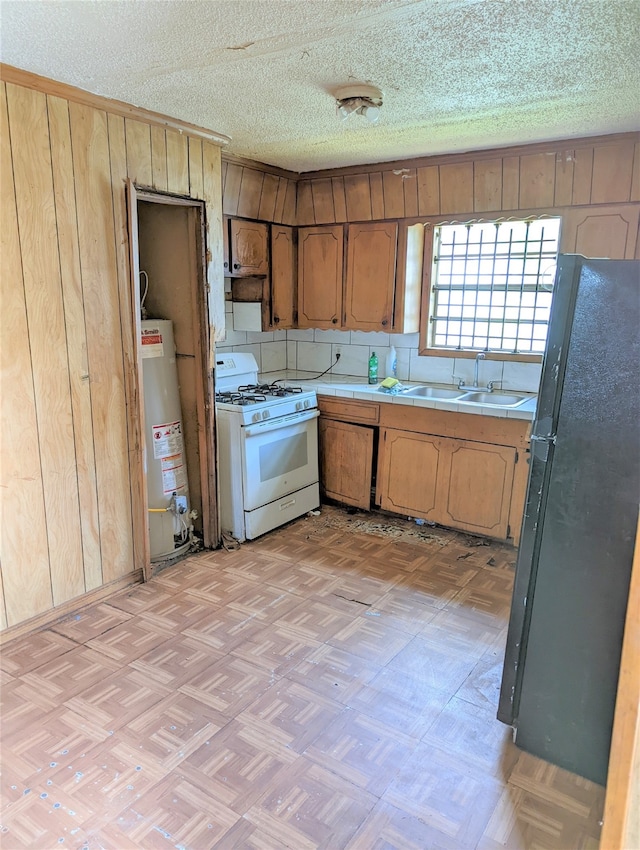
301, 132, 640, 181
0, 63, 230, 146
221, 151, 299, 182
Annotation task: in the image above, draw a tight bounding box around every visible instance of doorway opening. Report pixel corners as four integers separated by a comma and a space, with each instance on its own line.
128, 186, 218, 580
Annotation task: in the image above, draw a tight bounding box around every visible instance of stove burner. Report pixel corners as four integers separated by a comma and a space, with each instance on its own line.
215, 391, 239, 403
237, 383, 304, 398
215, 391, 267, 406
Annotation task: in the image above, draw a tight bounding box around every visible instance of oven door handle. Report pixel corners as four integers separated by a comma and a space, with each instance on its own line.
243, 408, 319, 437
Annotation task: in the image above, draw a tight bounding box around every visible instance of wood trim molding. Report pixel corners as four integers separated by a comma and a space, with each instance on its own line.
301, 132, 640, 180
221, 151, 299, 182
0, 63, 231, 146
0, 570, 144, 646
600, 509, 640, 850
135, 190, 206, 207
5, 62, 635, 188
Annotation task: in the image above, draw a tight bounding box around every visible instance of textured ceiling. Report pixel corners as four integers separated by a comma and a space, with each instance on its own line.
1, 0, 639, 172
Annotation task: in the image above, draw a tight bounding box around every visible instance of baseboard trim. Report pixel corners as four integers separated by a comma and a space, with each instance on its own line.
0, 571, 144, 646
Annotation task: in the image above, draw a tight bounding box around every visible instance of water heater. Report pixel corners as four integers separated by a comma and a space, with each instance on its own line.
141, 319, 191, 560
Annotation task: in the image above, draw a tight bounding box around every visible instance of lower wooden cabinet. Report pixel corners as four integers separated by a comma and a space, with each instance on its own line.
377, 429, 441, 518
318, 396, 529, 542
319, 418, 374, 510
377, 427, 518, 540
437, 438, 516, 538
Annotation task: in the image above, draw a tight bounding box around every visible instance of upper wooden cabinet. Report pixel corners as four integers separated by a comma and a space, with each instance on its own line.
298, 221, 411, 332
230, 222, 296, 332
297, 225, 344, 328
270, 224, 296, 329
560, 204, 640, 259
344, 222, 397, 330
225, 218, 269, 276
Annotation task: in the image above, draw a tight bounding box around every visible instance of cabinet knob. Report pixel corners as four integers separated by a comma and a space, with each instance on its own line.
273, 316, 280, 324
332, 317, 338, 324
223, 261, 228, 269
233, 262, 240, 270
381, 319, 388, 326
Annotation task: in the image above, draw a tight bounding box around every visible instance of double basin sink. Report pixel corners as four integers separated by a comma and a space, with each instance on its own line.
380, 384, 529, 407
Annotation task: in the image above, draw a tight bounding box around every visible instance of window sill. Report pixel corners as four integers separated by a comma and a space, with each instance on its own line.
418, 347, 543, 363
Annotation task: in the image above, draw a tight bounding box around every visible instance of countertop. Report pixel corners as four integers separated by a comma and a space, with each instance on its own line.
260, 371, 537, 420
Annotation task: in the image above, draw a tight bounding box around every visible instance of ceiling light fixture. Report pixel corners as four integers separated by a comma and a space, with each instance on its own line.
335, 84, 383, 124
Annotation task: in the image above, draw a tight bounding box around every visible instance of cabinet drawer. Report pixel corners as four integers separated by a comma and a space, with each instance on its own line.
318, 397, 380, 424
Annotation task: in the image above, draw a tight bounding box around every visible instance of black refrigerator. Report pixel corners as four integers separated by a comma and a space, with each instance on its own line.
498, 255, 640, 786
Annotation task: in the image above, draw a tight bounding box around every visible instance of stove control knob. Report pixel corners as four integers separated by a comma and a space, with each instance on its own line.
252, 412, 261, 423
304, 399, 310, 409
295, 401, 302, 411
262, 410, 269, 420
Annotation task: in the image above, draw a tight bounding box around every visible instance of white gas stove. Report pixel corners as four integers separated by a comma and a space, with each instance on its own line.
215, 353, 320, 541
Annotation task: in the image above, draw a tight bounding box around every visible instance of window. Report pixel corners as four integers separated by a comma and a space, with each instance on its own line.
424, 217, 561, 356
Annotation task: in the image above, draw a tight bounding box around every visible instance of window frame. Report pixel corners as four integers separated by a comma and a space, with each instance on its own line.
418, 215, 562, 362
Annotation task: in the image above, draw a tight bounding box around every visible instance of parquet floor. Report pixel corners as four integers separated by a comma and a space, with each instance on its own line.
0, 507, 605, 849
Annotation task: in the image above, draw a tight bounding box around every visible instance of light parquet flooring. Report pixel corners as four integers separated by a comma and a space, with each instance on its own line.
0, 506, 605, 849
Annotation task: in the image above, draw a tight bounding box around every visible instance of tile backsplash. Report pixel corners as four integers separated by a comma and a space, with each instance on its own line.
218, 302, 543, 393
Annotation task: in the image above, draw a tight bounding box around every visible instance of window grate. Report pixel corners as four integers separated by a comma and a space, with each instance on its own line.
429, 218, 561, 354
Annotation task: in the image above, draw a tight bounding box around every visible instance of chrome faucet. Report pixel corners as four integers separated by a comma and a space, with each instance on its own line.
473, 352, 485, 388
456, 352, 495, 392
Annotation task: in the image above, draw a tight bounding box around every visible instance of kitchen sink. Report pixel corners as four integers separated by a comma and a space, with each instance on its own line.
377, 384, 531, 407
458, 391, 527, 406
401, 386, 462, 399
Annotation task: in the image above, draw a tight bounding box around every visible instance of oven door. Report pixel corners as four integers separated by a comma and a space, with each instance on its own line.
241, 409, 319, 511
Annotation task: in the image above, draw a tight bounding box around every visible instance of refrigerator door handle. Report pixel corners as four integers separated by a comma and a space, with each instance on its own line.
530, 434, 556, 463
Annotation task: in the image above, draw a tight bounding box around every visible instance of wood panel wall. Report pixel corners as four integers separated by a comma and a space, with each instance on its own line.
295, 135, 640, 226
2, 62, 638, 638
601, 512, 640, 850
0, 73, 224, 633
221, 157, 297, 225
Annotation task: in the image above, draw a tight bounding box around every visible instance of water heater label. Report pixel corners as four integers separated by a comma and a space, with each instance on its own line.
141, 327, 164, 359
161, 454, 187, 494
152, 421, 184, 459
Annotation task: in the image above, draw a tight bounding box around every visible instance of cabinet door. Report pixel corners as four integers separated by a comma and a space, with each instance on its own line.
377, 428, 443, 520
270, 224, 296, 329
560, 204, 640, 259
229, 219, 268, 275
437, 438, 516, 538
297, 225, 343, 328
223, 216, 230, 274
344, 222, 397, 330
319, 418, 373, 510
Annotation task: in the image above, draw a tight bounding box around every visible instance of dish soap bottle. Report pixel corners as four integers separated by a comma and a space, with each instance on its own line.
385, 345, 397, 379
368, 351, 378, 385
